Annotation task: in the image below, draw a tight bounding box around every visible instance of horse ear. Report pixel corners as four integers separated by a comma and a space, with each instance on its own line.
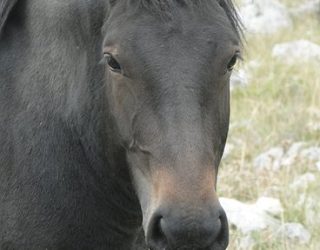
0, 0, 18, 35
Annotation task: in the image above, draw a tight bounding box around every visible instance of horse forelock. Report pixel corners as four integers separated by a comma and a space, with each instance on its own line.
110, 0, 243, 41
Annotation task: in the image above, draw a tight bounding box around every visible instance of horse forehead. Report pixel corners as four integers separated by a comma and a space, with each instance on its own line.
106, 6, 237, 53
134, 18, 223, 42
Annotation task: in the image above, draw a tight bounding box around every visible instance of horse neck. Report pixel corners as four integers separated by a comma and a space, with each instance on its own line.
74, 100, 143, 234
28, 0, 145, 234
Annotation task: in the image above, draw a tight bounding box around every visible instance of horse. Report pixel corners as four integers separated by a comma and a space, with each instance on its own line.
0, 0, 242, 249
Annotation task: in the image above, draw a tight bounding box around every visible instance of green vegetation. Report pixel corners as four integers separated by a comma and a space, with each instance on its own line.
220, 1, 320, 249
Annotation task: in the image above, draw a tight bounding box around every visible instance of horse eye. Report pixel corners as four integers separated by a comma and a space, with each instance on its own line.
227, 53, 239, 72
104, 53, 122, 73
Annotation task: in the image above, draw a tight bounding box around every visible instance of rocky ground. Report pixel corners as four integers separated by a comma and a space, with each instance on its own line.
220, 0, 320, 249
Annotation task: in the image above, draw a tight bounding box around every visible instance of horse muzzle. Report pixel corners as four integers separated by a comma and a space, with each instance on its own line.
145, 199, 229, 250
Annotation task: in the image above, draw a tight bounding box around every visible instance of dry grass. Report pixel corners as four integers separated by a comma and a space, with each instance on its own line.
219, 1, 320, 249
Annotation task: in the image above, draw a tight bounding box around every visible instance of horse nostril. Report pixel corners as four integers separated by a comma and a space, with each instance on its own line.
214, 209, 229, 249
147, 214, 168, 250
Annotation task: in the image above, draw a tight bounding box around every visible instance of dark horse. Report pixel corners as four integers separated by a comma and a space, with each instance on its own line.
0, 0, 242, 249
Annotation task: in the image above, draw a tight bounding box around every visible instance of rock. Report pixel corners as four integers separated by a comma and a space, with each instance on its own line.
277, 223, 311, 244
300, 147, 320, 161
287, 142, 307, 159
255, 197, 283, 217
281, 142, 307, 167
253, 147, 284, 171
254, 154, 273, 170
290, 173, 316, 189
290, 0, 320, 16
298, 194, 320, 226
230, 69, 250, 90
221, 197, 313, 244
272, 40, 320, 64
220, 197, 280, 234
239, 0, 292, 35
253, 143, 320, 171
317, 161, 320, 171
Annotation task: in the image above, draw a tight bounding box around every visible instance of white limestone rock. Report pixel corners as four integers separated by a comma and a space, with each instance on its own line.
272, 40, 320, 64
255, 197, 283, 217
290, 0, 320, 16
316, 161, 320, 171
239, 0, 292, 34
253, 147, 284, 171
287, 142, 307, 160
220, 196, 313, 245
277, 223, 311, 244
281, 142, 307, 167
220, 197, 281, 234
230, 69, 250, 90
253, 143, 320, 171
300, 147, 320, 161
298, 194, 320, 226
290, 173, 316, 189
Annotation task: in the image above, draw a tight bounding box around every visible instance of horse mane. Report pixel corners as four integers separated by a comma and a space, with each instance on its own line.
0, 0, 18, 35
218, 0, 243, 39
1, 0, 242, 40
121, 0, 243, 39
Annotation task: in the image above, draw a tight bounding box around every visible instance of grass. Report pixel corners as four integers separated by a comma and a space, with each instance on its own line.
219, 1, 320, 249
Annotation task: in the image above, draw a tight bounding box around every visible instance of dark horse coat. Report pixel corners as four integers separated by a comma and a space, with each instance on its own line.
0, 1, 242, 249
